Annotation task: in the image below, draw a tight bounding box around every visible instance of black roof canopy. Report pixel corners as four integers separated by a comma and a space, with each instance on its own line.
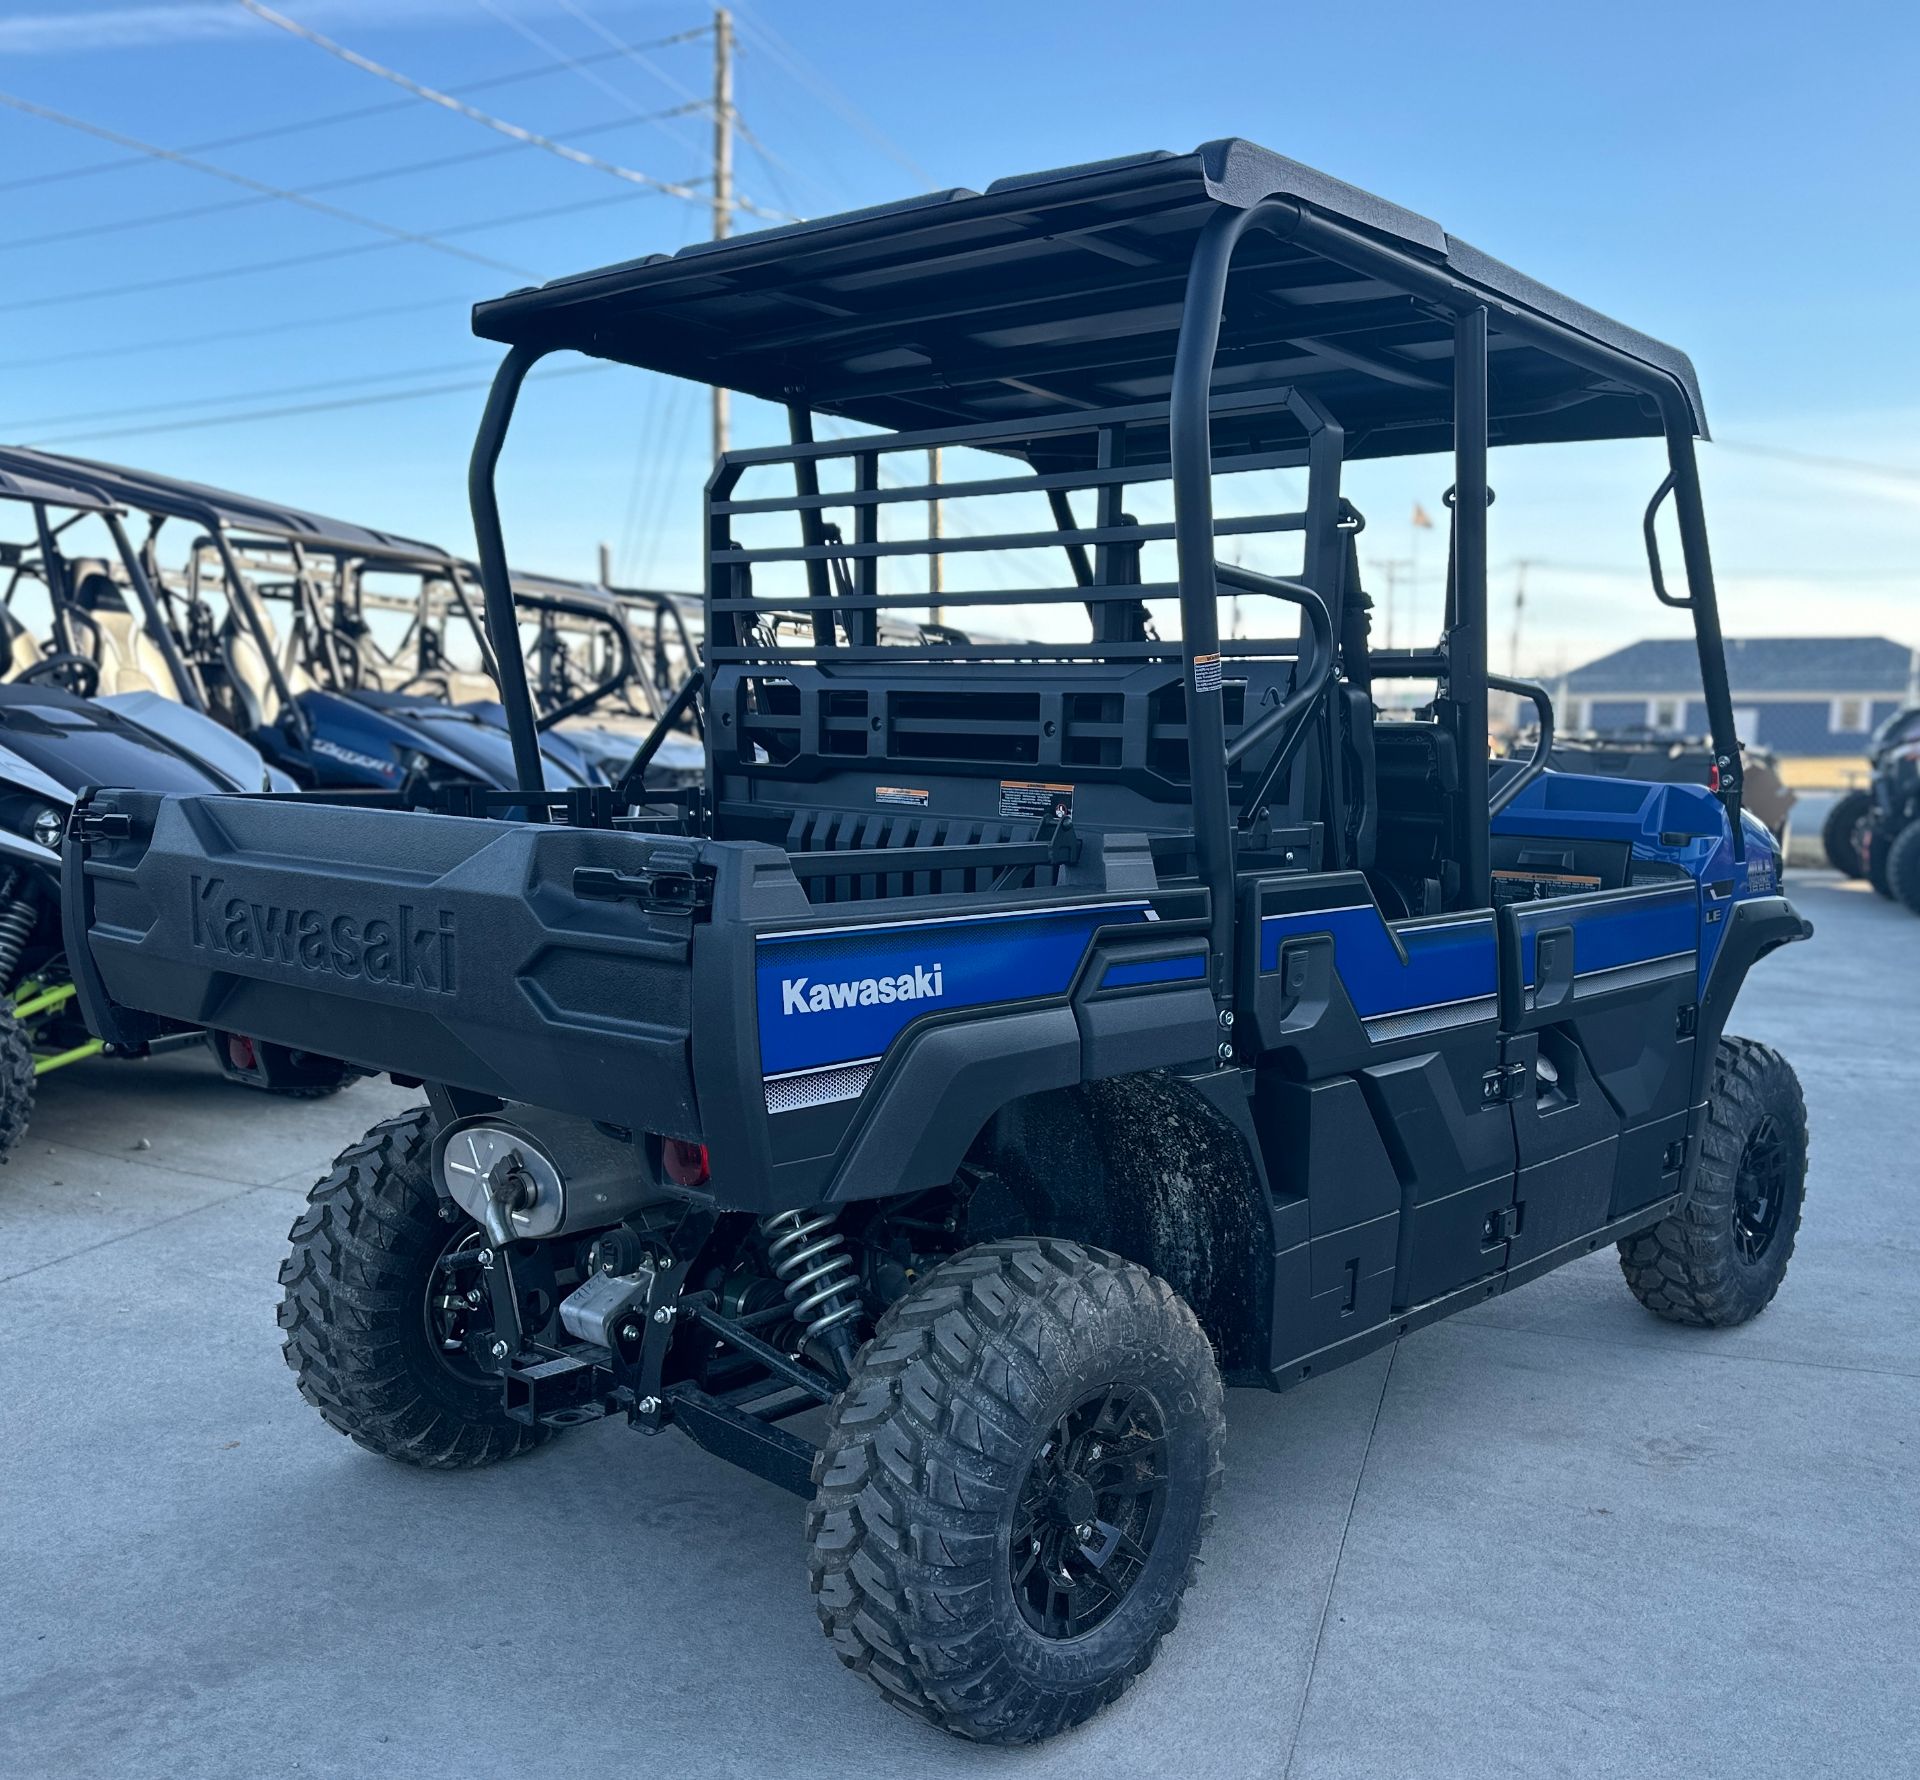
0, 449, 121, 516
0, 447, 453, 565
472, 139, 1707, 465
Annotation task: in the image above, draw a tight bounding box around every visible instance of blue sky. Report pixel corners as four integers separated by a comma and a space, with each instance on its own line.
2, 0, 1916, 676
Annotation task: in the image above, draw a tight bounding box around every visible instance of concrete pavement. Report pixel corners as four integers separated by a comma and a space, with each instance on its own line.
2, 869, 1915, 1778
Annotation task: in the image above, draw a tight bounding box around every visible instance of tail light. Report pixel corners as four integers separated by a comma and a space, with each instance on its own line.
660, 1138, 711, 1187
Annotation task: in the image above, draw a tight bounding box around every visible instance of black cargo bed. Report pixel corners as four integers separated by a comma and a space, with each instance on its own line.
64, 791, 706, 1134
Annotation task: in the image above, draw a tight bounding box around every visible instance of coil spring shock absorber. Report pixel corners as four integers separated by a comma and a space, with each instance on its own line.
0, 872, 35, 993
759, 1207, 862, 1374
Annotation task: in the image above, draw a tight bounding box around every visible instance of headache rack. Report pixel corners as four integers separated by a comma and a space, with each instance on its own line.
698, 382, 1347, 903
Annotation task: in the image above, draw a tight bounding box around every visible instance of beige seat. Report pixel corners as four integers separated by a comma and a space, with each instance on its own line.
67, 565, 178, 698
0, 604, 44, 680
224, 620, 314, 730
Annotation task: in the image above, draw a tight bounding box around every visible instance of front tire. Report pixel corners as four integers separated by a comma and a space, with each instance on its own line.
807, 1238, 1224, 1745
0, 1007, 34, 1161
277, 1109, 552, 1468
1618, 1038, 1807, 1327
1820, 789, 1871, 877
1885, 822, 1920, 916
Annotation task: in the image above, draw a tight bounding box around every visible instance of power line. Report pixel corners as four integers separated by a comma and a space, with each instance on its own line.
0, 90, 535, 277
10, 359, 493, 434
475, 0, 708, 168
1714, 438, 1920, 484
731, 4, 937, 188
23, 362, 614, 449
237, 1, 773, 214
0, 109, 699, 256
0, 297, 463, 371
0, 184, 660, 314
0, 37, 702, 197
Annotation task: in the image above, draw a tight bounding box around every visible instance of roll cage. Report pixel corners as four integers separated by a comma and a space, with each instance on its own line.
0, 453, 206, 711
0, 451, 639, 739
464, 139, 1746, 1017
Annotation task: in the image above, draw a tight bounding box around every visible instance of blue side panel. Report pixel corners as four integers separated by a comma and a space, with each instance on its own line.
755, 900, 1151, 1077
1260, 902, 1497, 1021
288, 690, 414, 788
1492, 770, 1779, 988
1514, 888, 1698, 988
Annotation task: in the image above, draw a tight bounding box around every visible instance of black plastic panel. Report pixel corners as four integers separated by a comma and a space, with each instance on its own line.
68, 790, 706, 1134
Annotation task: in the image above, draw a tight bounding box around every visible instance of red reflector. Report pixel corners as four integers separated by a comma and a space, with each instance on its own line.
662, 1139, 710, 1186
1708, 763, 1721, 791
226, 1033, 257, 1071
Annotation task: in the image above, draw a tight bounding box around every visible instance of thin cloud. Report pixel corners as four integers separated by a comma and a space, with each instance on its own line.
0, 0, 548, 55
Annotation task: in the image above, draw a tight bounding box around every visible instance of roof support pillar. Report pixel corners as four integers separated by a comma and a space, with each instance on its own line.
1662, 415, 1746, 853
468, 344, 550, 805
1448, 305, 1491, 907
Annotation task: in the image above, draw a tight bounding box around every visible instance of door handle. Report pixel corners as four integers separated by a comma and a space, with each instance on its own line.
1533, 925, 1574, 1013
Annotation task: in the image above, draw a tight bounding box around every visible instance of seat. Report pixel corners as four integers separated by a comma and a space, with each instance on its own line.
71, 567, 176, 698
0, 604, 44, 680
1370, 718, 1462, 915
224, 619, 314, 730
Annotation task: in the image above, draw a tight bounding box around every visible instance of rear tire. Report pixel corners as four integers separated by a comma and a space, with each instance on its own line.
1820, 789, 1871, 877
1885, 822, 1920, 916
807, 1238, 1224, 1745
1618, 1037, 1807, 1328
277, 1108, 552, 1468
0, 1007, 34, 1161
1865, 826, 1896, 897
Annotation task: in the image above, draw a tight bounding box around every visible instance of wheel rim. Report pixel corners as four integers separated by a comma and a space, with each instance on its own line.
1732, 1115, 1789, 1265
1009, 1384, 1169, 1640
423, 1228, 494, 1384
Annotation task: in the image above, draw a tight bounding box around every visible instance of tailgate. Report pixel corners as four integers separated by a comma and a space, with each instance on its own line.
63, 790, 705, 1135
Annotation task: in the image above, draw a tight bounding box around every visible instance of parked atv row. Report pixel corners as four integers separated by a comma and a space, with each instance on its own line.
1821, 706, 1920, 912
0, 448, 707, 1154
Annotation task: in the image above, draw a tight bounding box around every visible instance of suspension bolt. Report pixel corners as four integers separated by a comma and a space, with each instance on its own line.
1217, 1041, 1235, 1064
636, 1395, 660, 1415
489, 1339, 509, 1360
1218, 1009, 1234, 1028
652, 1306, 673, 1324
476, 1248, 495, 1269
1075, 1522, 1094, 1542
437, 1202, 458, 1221
465, 1289, 483, 1307
1089, 1443, 1104, 1459
619, 1322, 641, 1343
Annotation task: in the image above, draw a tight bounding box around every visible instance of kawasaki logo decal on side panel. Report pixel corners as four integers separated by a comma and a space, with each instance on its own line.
755, 901, 1151, 1081
189, 874, 456, 994
781, 965, 943, 1015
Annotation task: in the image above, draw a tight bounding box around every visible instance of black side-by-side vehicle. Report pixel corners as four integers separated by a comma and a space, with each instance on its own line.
62, 142, 1812, 1743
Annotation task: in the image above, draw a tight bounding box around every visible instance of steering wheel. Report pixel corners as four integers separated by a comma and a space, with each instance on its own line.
18, 652, 100, 698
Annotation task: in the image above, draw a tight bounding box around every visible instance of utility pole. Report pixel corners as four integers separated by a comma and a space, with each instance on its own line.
597, 540, 613, 586
928, 446, 943, 625
1507, 557, 1535, 677
1367, 556, 1411, 652
710, 6, 734, 462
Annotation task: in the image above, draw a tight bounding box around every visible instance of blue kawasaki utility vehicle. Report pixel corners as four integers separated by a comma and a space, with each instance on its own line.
63, 143, 1811, 1743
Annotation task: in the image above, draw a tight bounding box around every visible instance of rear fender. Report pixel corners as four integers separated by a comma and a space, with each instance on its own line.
969, 1072, 1275, 1378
